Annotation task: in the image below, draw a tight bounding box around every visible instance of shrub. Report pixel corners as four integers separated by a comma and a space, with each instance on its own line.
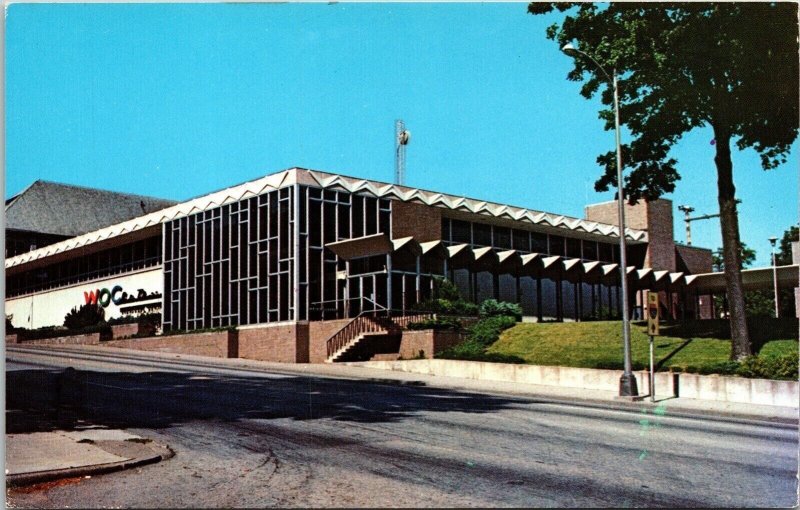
107, 312, 161, 327
468, 315, 518, 347
436, 314, 519, 362
432, 277, 463, 302
479, 299, 522, 320
64, 304, 105, 330
415, 298, 479, 317
407, 317, 462, 331
736, 354, 799, 380
6, 315, 14, 332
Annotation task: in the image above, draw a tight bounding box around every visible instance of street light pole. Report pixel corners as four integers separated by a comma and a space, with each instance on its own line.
562, 43, 637, 397
769, 237, 779, 318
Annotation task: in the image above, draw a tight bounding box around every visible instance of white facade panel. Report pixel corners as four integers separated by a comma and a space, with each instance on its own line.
6, 268, 163, 330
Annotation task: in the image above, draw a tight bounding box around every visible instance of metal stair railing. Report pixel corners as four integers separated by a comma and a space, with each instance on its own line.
325, 310, 435, 360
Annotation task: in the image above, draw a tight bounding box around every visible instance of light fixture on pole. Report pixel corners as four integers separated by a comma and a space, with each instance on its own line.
769, 236, 779, 318
562, 42, 638, 397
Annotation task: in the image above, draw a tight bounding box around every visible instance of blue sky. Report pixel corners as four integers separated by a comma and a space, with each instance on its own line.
6, 3, 798, 266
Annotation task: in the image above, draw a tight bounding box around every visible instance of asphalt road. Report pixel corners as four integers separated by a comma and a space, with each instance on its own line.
6, 346, 799, 508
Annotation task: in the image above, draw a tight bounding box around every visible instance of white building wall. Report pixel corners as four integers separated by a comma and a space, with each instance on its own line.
6, 268, 163, 330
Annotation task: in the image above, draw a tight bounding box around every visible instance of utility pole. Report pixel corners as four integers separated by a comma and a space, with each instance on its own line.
677, 204, 739, 246
395, 120, 410, 186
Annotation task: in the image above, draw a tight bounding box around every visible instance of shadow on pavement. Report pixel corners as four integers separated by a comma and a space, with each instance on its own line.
6, 367, 527, 433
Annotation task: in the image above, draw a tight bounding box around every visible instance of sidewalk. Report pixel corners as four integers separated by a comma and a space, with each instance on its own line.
5, 428, 173, 487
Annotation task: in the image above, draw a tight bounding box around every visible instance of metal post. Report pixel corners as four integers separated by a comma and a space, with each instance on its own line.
613, 69, 638, 397
771, 239, 780, 318
649, 334, 655, 403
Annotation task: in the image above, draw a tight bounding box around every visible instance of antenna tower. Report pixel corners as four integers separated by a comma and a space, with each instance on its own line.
395, 120, 410, 185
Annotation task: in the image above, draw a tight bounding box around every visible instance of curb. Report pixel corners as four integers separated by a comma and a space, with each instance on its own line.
6, 440, 174, 488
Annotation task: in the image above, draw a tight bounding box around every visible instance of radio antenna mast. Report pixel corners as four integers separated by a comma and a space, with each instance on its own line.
395, 120, 411, 185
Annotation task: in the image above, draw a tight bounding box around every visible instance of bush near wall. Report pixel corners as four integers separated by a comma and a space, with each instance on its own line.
436, 314, 522, 363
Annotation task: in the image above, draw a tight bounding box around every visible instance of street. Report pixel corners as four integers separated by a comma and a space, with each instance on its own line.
6, 346, 799, 508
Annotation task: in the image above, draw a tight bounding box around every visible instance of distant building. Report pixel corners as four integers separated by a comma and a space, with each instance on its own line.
5, 180, 176, 257
5, 168, 796, 363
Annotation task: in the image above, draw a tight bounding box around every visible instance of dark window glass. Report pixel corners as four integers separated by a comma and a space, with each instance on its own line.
549, 235, 564, 256
598, 242, 613, 262
512, 229, 529, 252
583, 240, 598, 261
494, 227, 511, 249
473, 223, 491, 246
530, 232, 548, 253
451, 220, 471, 244
566, 237, 581, 258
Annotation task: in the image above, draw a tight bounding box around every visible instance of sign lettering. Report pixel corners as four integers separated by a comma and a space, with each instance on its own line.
83, 285, 161, 308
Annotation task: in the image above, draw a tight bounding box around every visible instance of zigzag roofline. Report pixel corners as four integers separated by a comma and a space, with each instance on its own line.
5, 167, 648, 269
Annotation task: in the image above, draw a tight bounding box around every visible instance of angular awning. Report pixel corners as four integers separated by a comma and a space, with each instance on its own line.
686, 265, 799, 293
326, 233, 393, 260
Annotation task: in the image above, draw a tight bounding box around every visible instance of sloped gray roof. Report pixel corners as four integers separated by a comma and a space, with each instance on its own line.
5, 180, 177, 237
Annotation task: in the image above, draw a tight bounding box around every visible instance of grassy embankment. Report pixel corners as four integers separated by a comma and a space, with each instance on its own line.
486, 319, 798, 375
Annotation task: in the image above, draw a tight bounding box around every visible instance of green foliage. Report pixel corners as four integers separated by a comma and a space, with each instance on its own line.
529, 3, 799, 359
529, 3, 798, 198
406, 317, 462, 331
469, 315, 518, 347
776, 226, 799, 266
478, 299, 523, 320
63, 304, 105, 330
436, 314, 520, 363
432, 277, 463, 302
416, 298, 479, 316
6, 315, 15, 332
15, 324, 112, 341
107, 313, 161, 327
487, 320, 797, 379
712, 243, 756, 272
736, 354, 799, 381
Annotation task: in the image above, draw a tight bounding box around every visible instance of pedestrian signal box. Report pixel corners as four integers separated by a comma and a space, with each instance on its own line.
647, 292, 660, 336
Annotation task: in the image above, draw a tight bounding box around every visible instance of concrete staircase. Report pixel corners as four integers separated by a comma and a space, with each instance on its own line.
325, 312, 433, 363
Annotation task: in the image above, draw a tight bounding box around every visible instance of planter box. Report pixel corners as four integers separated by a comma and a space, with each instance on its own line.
399, 330, 465, 360
110, 322, 157, 339
105, 330, 238, 358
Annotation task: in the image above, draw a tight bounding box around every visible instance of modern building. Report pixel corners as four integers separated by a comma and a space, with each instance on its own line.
6, 168, 797, 363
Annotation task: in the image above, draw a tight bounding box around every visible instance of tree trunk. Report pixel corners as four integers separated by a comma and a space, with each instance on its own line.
713, 127, 751, 360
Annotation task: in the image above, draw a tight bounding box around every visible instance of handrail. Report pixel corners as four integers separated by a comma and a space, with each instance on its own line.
325, 310, 434, 359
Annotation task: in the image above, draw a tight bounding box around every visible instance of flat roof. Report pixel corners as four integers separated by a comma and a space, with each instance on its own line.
6, 167, 648, 270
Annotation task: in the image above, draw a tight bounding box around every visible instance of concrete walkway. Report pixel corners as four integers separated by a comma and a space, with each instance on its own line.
5, 428, 173, 487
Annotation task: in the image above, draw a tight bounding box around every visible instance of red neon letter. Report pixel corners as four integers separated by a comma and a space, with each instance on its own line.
84, 290, 98, 305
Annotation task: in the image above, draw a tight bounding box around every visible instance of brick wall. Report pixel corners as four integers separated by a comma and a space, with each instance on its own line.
399, 330, 464, 359
676, 245, 713, 274
237, 323, 308, 363
644, 199, 676, 271
110, 322, 156, 339
585, 199, 676, 271
392, 201, 441, 242
308, 319, 351, 363
19, 333, 103, 346
105, 330, 237, 358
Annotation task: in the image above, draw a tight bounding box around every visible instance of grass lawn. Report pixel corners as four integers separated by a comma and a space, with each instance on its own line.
486, 318, 798, 373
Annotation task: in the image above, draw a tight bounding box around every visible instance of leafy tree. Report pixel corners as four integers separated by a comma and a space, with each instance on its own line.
528, 3, 798, 360
774, 225, 799, 317
712, 243, 756, 272
775, 225, 798, 266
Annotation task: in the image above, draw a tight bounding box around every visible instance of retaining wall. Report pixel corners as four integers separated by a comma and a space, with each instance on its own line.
354, 359, 799, 407
105, 331, 237, 358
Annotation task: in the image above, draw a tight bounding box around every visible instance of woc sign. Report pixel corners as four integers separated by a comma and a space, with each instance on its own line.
84, 286, 159, 308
